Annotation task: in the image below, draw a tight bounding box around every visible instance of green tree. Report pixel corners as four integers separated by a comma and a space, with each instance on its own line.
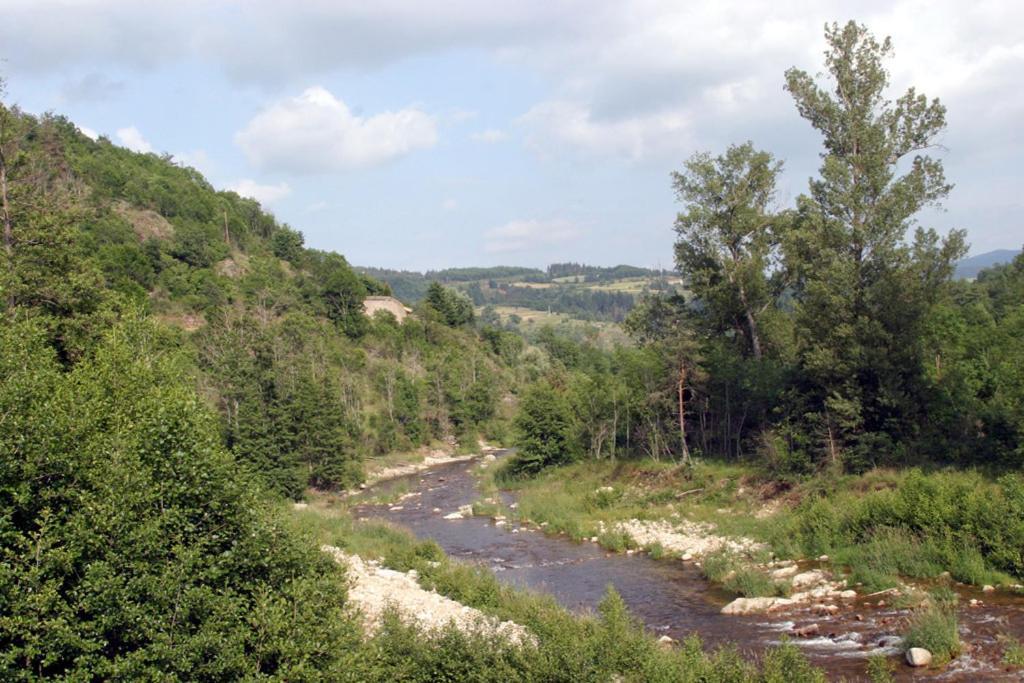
672, 142, 786, 360
783, 21, 966, 459
424, 282, 475, 327
508, 380, 579, 476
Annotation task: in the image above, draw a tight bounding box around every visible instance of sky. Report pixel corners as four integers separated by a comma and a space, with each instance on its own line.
1, 1, 1021, 271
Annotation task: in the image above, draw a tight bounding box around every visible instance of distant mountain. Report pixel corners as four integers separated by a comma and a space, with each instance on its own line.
955, 249, 1021, 280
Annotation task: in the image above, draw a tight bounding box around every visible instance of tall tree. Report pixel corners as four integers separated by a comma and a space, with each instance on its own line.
0, 78, 13, 259
672, 142, 786, 360
783, 21, 966, 455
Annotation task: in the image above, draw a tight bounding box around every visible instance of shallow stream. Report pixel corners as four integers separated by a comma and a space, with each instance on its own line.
354, 453, 1024, 681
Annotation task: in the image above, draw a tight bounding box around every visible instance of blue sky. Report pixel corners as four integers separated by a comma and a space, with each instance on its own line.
2, 1, 1021, 271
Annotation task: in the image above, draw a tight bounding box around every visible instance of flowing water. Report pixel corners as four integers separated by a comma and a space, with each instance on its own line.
353, 453, 1024, 681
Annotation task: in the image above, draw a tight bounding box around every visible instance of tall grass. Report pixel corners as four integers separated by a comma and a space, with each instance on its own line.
902, 590, 961, 664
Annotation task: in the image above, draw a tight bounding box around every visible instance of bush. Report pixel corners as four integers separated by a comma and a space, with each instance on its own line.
505, 380, 579, 477
902, 595, 961, 664
0, 317, 359, 679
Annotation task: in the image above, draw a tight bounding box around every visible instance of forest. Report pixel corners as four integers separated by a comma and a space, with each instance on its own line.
1, 17, 1022, 681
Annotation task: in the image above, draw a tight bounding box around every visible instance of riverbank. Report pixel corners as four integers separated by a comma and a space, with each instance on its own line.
478, 458, 1024, 593
471, 456, 1024, 673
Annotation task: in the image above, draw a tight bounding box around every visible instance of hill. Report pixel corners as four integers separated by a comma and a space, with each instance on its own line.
955, 248, 1022, 279
359, 262, 681, 322
0, 108, 526, 498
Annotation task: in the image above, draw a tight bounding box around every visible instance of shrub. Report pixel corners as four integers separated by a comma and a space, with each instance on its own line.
902, 595, 961, 664
0, 316, 359, 679
506, 380, 579, 477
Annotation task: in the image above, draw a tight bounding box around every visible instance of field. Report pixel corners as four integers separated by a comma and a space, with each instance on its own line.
481, 305, 631, 347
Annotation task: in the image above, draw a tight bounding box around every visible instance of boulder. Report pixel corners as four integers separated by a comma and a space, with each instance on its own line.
791, 570, 826, 589
443, 512, 464, 520
905, 647, 932, 667
721, 597, 793, 615
793, 623, 820, 638
770, 565, 799, 579
982, 584, 995, 593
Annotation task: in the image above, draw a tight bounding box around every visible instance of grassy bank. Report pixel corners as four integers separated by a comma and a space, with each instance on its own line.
288, 495, 826, 682
480, 457, 1024, 595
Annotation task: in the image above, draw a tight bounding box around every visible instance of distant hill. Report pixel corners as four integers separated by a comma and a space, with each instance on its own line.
357, 263, 680, 322
955, 249, 1022, 280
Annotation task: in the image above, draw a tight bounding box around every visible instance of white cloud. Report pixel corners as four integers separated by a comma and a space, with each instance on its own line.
470, 128, 508, 143
441, 198, 458, 211
518, 100, 691, 161
235, 86, 438, 173
484, 218, 582, 254
228, 179, 292, 205
78, 125, 99, 141
115, 126, 153, 154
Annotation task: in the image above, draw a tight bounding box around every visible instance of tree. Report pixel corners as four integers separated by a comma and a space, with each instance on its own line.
508, 380, 579, 476
0, 77, 15, 260
783, 21, 966, 456
424, 281, 475, 327
623, 294, 701, 462
672, 142, 786, 360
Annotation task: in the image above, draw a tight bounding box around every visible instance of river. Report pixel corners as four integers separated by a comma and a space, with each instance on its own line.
353, 453, 1024, 681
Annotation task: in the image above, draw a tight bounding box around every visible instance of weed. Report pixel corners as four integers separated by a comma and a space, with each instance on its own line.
865, 654, 895, 682
902, 598, 961, 664
999, 635, 1024, 668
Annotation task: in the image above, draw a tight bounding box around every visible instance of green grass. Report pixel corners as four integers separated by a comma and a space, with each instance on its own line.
865, 654, 895, 682
484, 457, 1024, 597
701, 550, 789, 598
1000, 635, 1024, 668
902, 591, 961, 665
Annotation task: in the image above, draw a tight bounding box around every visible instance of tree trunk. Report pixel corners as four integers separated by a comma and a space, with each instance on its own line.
677, 363, 691, 463
736, 281, 763, 360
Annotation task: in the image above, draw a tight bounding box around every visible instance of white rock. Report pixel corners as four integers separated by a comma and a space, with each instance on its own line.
818, 555, 830, 562
443, 512, 464, 520
681, 552, 693, 561
293, 502, 309, 509
388, 506, 404, 511
590, 536, 599, 543
838, 590, 857, 600
905, 647, 932, 667
721, 597, 793, 615
770, 565, 799, 579
791, 570, 826, 589
982, 584, 995, 593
